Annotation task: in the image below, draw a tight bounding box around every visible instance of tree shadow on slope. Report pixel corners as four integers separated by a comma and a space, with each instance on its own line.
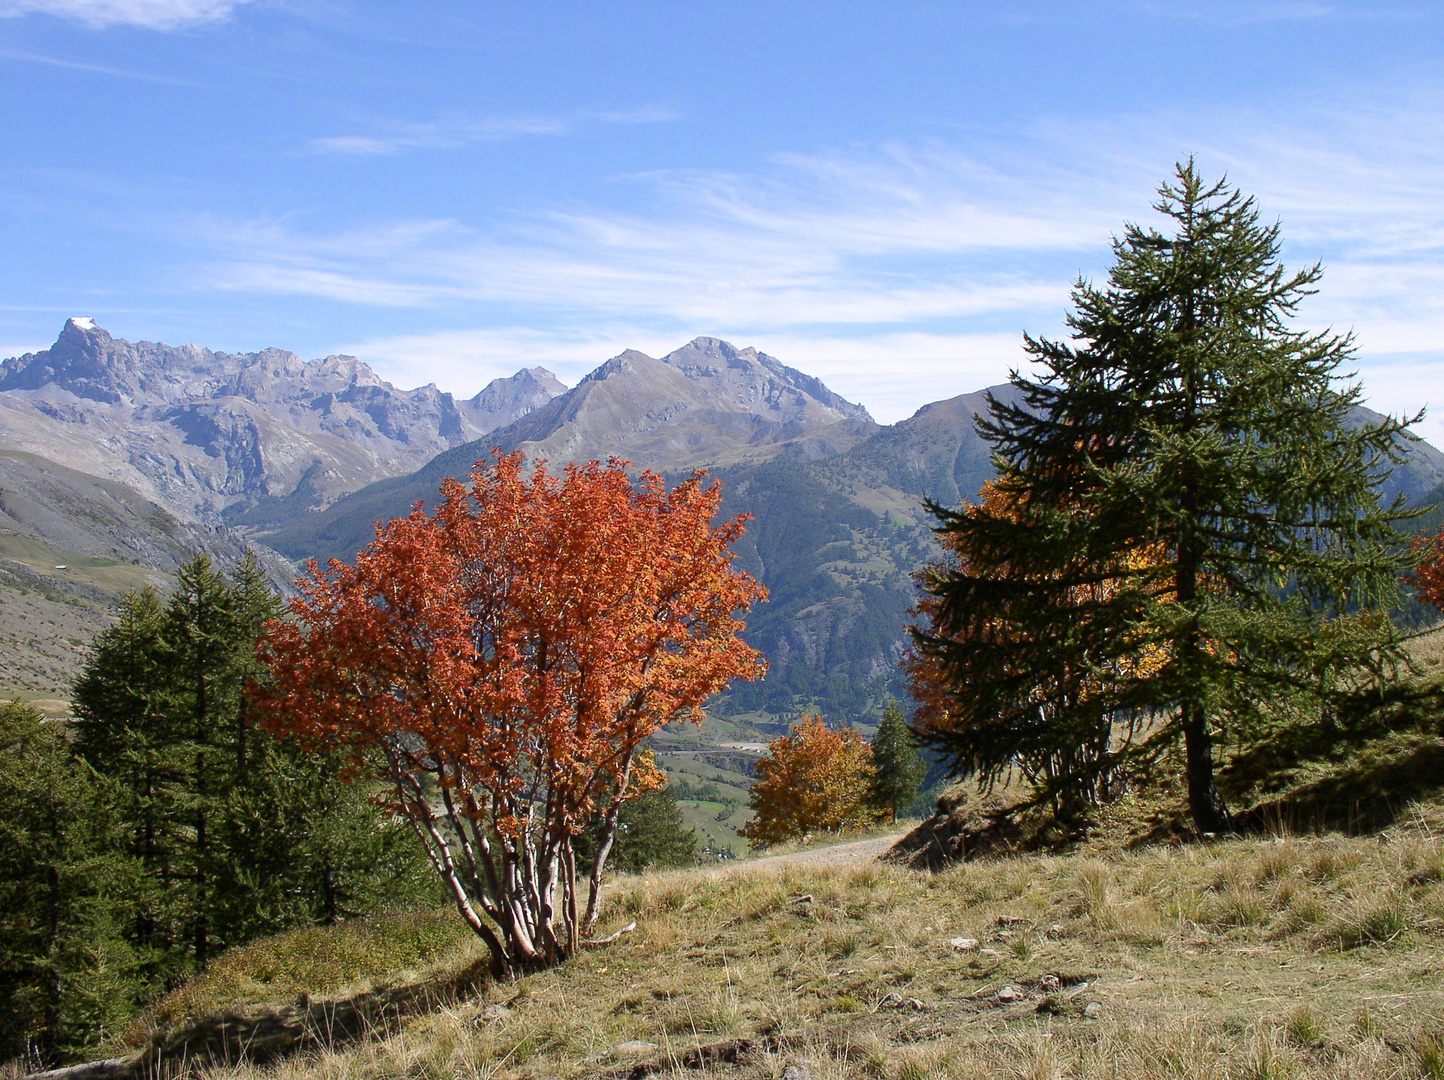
1233, 732, 1444, 836
34, 960, 490, 1080
889, 681, 1444, 867
1220, 679, 1444, 836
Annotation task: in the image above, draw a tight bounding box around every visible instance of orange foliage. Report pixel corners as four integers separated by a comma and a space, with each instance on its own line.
1407, 528, 1444, 613
251, 452, 765, 978
738, 714, 880, 847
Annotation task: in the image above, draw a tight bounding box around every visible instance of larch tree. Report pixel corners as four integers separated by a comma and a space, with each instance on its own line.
739, 714, 880, 847
253, 453, 766, 980
0, 701, 139, 1069
71, 554, 426, 991
907, 480, 1166, 817
913, 162, 1416, 836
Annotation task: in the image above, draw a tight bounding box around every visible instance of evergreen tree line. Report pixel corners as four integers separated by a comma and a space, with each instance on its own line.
0, 554, 436, 1070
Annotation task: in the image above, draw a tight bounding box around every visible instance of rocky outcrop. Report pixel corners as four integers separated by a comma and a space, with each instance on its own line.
884, 784, 1031, 869
461, 365, 566, 434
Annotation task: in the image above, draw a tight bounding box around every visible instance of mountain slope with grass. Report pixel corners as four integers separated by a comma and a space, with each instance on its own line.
0, 448, 293, 696
15, 615, 1444, 1080
77, 797, 1444, 1080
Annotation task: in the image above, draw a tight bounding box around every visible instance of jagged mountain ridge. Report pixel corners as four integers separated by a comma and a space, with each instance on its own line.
265, 337, 882, 560
0, 318, 565, 527
478, 337, 876, 471
0, 318, 565, 697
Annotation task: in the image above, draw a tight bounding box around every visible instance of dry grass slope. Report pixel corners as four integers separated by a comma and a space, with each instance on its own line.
70, 802, 1444, 1080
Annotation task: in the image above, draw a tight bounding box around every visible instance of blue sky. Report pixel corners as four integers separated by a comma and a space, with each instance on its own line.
2, 2, 1443, 441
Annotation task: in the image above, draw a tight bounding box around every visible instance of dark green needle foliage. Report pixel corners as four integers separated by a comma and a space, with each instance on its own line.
913, 161, 1419, 834
65, 553, 432, 1023
577, 782, 699, 873
0, 555, 435, 1069
869, 701, 926, 822
0, 701, 140, 1069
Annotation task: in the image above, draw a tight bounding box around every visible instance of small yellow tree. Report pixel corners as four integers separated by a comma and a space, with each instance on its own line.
739, 715, 880, 847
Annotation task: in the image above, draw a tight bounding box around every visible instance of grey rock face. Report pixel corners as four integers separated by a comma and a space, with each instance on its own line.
0, 319, 565, 526
462, 366, 567, 435
659, 336, 872, 425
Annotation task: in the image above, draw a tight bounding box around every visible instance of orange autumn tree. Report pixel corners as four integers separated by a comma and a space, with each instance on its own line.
1407, 528, 1444, 613
252, 453, 766, 980
739, 714, 880, 847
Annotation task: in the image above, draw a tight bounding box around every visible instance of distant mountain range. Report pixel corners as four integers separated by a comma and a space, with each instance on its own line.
258, 336, 1444, 727
0, 317, 564, 526
3, 320, 1442, 722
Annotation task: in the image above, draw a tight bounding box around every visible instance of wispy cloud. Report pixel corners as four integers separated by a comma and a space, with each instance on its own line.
309, 106, 679, 156
190, 83, 1444, 435
1132, 0, 1354, 23
0, 46, 211, 84
0, 0, 247, 29
204, 143, 1109, 332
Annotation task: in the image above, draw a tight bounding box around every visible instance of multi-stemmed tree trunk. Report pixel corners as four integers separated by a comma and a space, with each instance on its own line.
254, 453, 766, 980
912, 161, 1416, 834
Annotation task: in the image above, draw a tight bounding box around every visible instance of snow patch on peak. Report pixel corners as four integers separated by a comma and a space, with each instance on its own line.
68, 317, 97, 331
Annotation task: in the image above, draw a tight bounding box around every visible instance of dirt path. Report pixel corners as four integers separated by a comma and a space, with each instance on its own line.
711, 832, 907, 875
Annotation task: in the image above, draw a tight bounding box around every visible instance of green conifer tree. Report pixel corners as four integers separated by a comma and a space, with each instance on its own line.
576, 783, 698, 873
0, 701, 140, 1068
72, 553, 431, 990
869, 702, 925, 822
71, 586, 191, 987
914, 162, 1417, 834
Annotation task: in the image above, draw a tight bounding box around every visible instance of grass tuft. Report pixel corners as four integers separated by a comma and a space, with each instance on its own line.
1318, 893, 1409, 950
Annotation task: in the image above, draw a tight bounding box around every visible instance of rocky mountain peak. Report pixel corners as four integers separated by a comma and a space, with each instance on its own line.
582, 350, 658, 383
61, 315, 105, 339
1, 317, 134, 404
662, 336, 751, 370
657, 337, 874, 426
440, 338, 876, 477
463, 366, 567, 432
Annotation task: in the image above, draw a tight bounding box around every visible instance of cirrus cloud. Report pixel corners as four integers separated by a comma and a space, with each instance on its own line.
0, 0, 246, 28
183, 82, 1444, 437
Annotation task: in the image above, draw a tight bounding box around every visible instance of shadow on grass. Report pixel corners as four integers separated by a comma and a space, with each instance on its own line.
1219, 677, 1444, 836
31, 960, 491, 1080
1235, 735, 1444, 836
